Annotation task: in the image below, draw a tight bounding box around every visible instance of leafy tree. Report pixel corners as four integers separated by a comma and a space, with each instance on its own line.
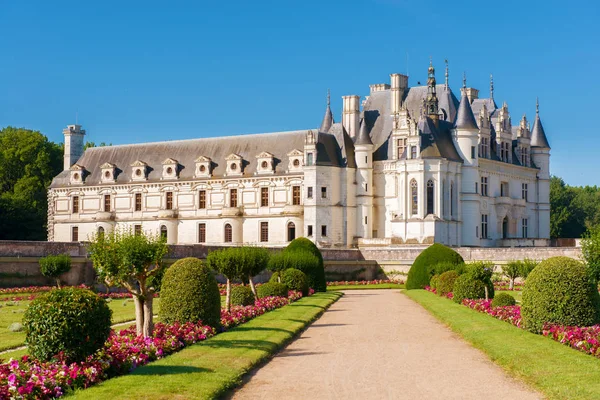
582, 225, 600, 283
520, 258, 539, 279
501, 261, 522, 290
234, 247, 270, 299
39, 254, 71, 287
550, 176, 600, 238
84, 141, 112, 150
206, 248, 240, 312
87, 229, 168, 337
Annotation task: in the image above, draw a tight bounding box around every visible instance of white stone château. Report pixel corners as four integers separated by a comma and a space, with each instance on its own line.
48, 62, 551, 247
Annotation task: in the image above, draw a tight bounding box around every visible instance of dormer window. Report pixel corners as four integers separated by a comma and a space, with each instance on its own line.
225, 153, 243, 177
70, 164, 86, 185
100, 162, 117, 183
195, 156, 212, 178
131, 160, 148, 181
162, 158, 180, 180
287, 149, 304, 172
256, 151, 275, 175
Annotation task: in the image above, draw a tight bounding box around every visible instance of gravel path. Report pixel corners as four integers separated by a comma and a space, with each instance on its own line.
230, 290, 541, 400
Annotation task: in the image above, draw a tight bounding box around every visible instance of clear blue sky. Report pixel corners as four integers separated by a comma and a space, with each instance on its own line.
0, 0, 597, 186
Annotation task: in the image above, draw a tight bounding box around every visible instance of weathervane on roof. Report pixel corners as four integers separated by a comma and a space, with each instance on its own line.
463, 72, 467, 89
490, 74, 494, 100
536, 97, 539, 115
444, 59, 449, 90
327, 88, 331, 106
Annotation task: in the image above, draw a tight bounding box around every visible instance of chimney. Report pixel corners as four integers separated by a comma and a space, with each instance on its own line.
63, 124, 86, 170
390, 73, 409, 115
342, 95, 360, 139
460, 87, 479, 104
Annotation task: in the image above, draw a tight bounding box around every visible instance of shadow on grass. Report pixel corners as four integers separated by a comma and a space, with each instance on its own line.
204, 339, 278, 352
290, 304, 327, 309
231, 326, 294, 335
132, 365, 210, 376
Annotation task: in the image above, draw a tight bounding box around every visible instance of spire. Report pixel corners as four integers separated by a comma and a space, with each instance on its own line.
355, 118, 373, 146
444, 59, 449, 90
490, 74, 494, 100
319, 89, 334, 133
425, 60, 439, 118
531, 98, 551, 149
463, 71, 467, 88
454, 91, 478, 130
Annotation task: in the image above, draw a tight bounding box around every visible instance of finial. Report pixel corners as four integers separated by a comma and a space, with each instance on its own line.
327, 89, 330, 106
429, 56, 432, 67
490, 74, 494, 99
462, 72, 467, 89
444, 59, 449, 90
536, 97, 539, 115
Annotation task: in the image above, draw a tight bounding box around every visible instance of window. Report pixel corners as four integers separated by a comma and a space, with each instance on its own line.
501, 182, 509, 197
224, 223, 232, 243
321, 187, 327, 199
522, 183, 528, 201
410, 179, 418, 216
481, 214, 488, 239
72, 196, 79, 214
307, 225, 313, 236
198, 190, 206, 209
104, 195, 111, 212
450, 182, 454, 217
134, 225, 141, 236
522, 218, 528, 238
426, 180, 434, 215
97, 226, 105, 238
292, 186, 301, 205
307, 153, 313, 166
475, 182, 478, 194
198, 223, 206, 243
135, 193, 142, 211
71, 226, 78, 242
230, 189, 238, 207
165, 192, 173, 210
481, 177, 488, 197
160, 225, 168, 241
397, 138, 407, 158
476, 225, 479, 238
307, 187, 313, 199
260, 222, 269, 242
479, 137, 489, 159
471, 146, 476, 159
287, 222, 296, 242
321, 225, 327, 237
500, 142, 511, 162
411, 146, 417, 159
293, 159, 300, 167
260, 187, 269, 207
365, 183, 368, 192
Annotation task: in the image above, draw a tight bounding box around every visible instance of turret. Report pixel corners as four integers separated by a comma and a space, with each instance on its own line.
63, 124, 85, 171
354, 119, 374, 239
530, 98, 551, 239
319, 90, 334, 133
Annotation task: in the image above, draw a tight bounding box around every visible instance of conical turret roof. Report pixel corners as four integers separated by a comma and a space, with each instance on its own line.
355, 118, 373, 146
319, 90, 334, 133
531, 114, 550, 149
454, 93, 478, 130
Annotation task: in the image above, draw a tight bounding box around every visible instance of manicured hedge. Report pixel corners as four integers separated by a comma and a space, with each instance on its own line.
492, 292, 516, 307
281, 268, 309, 296
452, 274, 486, 304
231, 285, 255, 306
256, 282, 289, 298
159, 257, 221, 328
522, 256, 600, 333
437, 270, 459, 297
284, 238, 327, 292
430, 274, 440, 291
406, 244, 464, 290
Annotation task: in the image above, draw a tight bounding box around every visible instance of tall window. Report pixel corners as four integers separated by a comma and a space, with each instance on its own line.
501, 182, 509, 197
450, 181, 454, 217
165, 192, 173, 210
287, 222, 296, 242
198, 190, 206, 209
321, 187, 327, 199
481, 177, 488, 197
479, 137, 489, 158
160, 225, 168, 241
481, 214, 488, 239
72, 196, 79, 214
426, 180, 434, 215
410, 179, 418, 216
97, 226, 105, 237
260, 187, 269, 207
307, 153, 313, 166
224, 223, 232, 243
522, 183, 528, 201
307, 225, 313, 236
471, 146, 476, 159
260, 222, 269, 242
292, 186, 301, 205
198, 223, 206, 243
410, 146, 417, 159
134, 224, 141, 236
72, 226, 78, 242
321, 225, 327, 237
522, 218, 528, 238
104, 195, 111, 212
230, 189, 238, 207
307, 187, 313, 199
397, 138, 407, 158
135, 193, 142, 211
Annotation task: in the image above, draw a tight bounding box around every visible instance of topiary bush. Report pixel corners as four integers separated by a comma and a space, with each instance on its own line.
284, 238, 326, 292
522, 256, 600, 333
429, 274, 440, 291
268, 251, 320, 291
492, 293, 516, 307
269, 271, 281, 283
281, 268, 309, 296
230, 285, 255, 306
437, 270, 459, 297
256, 282, 289, 298
39, 254, 71, 287
406, 243, 464, 290
452, 274, 486, 304
23, 287, 112, 362
159, 257, 221, 328
430, 261, 466, 276
465, 261, 495, 299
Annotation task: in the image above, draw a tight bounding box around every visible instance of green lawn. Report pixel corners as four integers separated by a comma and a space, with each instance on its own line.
326, 283, 405, 291
70, 292, 342, 400
495, 289, 523, 302
405, 290, 600, 400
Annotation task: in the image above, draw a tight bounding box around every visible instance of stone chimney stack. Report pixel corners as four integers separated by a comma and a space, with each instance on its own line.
390, 73, 409, 115
63, 124, 85, 171
460, 87, 479, 104
342, 95, 360, 139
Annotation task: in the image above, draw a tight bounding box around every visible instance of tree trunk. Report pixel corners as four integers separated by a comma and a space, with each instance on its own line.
226, 278, 231, 312
248, 275, 257, 299
134, 296, 144, 336
484, 286, 489, 301
56, 278, 61, 288
143, 295, 154, 338
509, 278, 514, 290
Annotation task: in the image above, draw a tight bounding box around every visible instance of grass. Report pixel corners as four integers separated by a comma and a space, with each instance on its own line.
69, 292, 342, 400
405, 289, 600, 400
326, 283, 405, 291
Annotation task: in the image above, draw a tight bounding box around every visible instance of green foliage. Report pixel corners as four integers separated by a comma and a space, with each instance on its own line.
38, 254, 71, 286
256, 282, 289, 298
159, 257, 221, 328
492, 293, 516, 307
465, 261, 495, 299
522, 256, 600, 333
206, 249, 240, 281
520, 259, 539, 279
281, 268, 309, 296
429, 261, 466, 276
582, 225, 600, 282
452, 274, 486, 304
284, 238, 326, 292
227, 246, 270, 280
437, 270, 459, 297
0, 127, 63, 240
406, 243, 464, 290
269, 271, 280, 283
269, 251, 321, 291
23, 287, 112, 362
550, 176, 600, 238
230, 285, 255, 306
429, 274, 439, 291
502, 261, 522, 282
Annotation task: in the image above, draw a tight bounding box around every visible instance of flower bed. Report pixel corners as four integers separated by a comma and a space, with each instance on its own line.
493, 281, 523, 291
0, 285, 136, 302
326, 279, 404, 286
0, 291, 307, 399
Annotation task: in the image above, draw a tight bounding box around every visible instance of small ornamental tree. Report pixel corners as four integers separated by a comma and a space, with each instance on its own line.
87, 229, 168, 338
38, 254, 71, 287
502, 260, 523, 290
206, 248, 240, 311
230, 247, 270, 299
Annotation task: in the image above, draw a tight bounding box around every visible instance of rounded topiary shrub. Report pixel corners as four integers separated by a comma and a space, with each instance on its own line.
23, 287, 112, 362
159, 257, 221, 328
452, 274, 486, 304
492, 293, 516, 307
429, 274, 440, 291
284, 238, 326, 292
437, 270, 459, 297
406, 243, 464, 290
281, 268, 309, 296
231, 285, 255, 306
257, 282, 289, 298
38, 254, 71, 287
522, 256, 600, 333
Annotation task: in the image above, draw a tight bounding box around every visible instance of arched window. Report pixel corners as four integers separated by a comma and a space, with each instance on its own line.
160, 225, 168, 241
287, 222, 296, 242
224, 223, 233, 243
426, 180, 434, 215
97, 226, 105, 238
410, 179, 418, 216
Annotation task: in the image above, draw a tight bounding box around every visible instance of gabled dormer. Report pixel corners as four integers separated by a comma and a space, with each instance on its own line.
131, 160, 148, 181
304, 130, 316, 167
516, 114, 531, 167
225, 153, 243, 176
69, 164, 86, 185
100, 162, 117, 183
255, 151, 275, 175
162, 158, 180, 180
195, 156, 212, 178
287, 149, 304, 172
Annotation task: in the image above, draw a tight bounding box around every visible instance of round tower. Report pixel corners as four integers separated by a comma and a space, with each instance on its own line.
355, 118, 374, 239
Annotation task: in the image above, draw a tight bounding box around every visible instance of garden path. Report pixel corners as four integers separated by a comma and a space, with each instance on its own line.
230, 290, 541, 400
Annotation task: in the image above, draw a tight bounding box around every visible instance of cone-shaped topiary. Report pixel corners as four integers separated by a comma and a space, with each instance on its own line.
24, 287, 112, 362
159, 257, 221, 328
230, 285, 255, 306
492, 292, 516, 307
284, 238, 327, 292
281, 268, 309, 296
522, 256, 600, 333
406, 243, 464, 290
257, 282, 289, 298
